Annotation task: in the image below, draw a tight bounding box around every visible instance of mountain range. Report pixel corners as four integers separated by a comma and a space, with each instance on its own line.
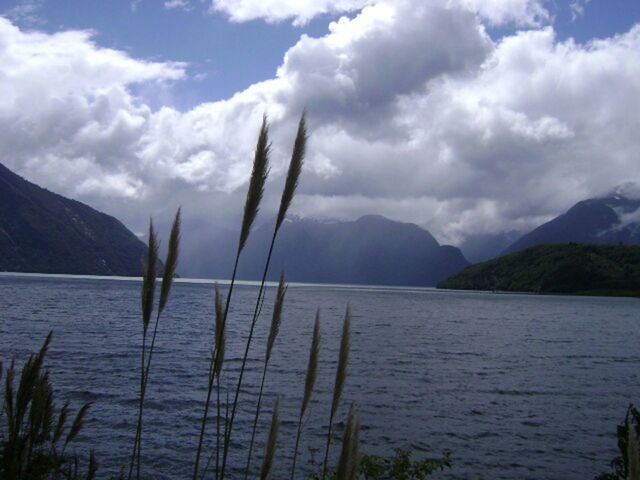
501, 193, 640, 255
4, 159, 640, 286
181, 215, 470, 286
0, 163, 469, 285
0, 162, 149, 276
439, 188, 640, 295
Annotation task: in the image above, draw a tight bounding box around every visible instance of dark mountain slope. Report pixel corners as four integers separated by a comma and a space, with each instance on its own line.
0, 162, 149, 275
503, 195, 640, 255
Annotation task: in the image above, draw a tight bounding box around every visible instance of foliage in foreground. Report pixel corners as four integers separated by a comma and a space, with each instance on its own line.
595, 405, 640, 480
0, 333, 96, 480
310, 449, 452, 480
358, 449, 452, 480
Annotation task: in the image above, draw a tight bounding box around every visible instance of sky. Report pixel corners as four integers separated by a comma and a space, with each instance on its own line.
1, 0, 640, 245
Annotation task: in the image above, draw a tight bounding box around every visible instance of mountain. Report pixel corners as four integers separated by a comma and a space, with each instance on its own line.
0, 162, 150, 275
458, 230, 521, 263
503, 192, 640, 255
181, 215, 470, 286
438, 243, 640, 296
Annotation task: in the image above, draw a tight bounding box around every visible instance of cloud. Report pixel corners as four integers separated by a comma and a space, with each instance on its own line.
569, 0, 590, 22
273, 1, 491, 135
281, 16, 640, 243
610, 183, 640, 201
0, 17, 184, 201
209, 0, 374, 26
331, 24, 640, 242
461, 0, 549, 26
209, 0, 548, 26
1, 2, 640, 250
2, 0, 45, 26
130, 0, 142, 13
164, 0, 193, 11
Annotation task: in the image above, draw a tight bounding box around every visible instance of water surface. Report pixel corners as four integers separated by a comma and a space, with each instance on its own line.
1, 274, 638, 479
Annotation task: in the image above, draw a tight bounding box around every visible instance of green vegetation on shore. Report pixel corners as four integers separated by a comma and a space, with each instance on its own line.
437, 243, 640, 297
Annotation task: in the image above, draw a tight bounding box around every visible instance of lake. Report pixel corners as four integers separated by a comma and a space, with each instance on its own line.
0, 273, 638, 479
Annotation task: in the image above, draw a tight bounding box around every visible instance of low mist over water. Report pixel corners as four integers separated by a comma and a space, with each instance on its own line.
1, 274, 638, 479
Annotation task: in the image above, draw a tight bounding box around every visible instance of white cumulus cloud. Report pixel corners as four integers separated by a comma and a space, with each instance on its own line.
210, 0, 374, 25
209, 0, 549, 26
0, 18, 185, 204
1, 1, 640, 249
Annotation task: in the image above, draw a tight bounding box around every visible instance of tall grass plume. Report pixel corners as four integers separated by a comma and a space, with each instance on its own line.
244, 272, 287, 478
336, 404, 360, 480
260, 397, 280, 480
130, 210, 180, 480
239, 115, 271, 253
158, 207, 181, 315
213, 284, 225, 378
276, 112, 307, 232
141, 221, 158, 334
195, 115, 272, 480
323, 305, 351, 477
291, 309, 321, 479
220, 112, 307, 480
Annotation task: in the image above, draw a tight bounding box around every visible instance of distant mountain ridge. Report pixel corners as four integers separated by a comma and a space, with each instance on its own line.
502, 193, 640, 255
182, 214, 470, 286
0, 162, 150, 275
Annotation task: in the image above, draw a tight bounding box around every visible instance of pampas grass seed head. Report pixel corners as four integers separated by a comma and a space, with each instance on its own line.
239, 115, 270, 253
301, 309, 320, 418
86, 450, 98, 480
65, 402, 91, 447
331, 305, 351, 419
348, 414, 361, 480
213, 283, 225, 377
54, 400, 70, 444
158, 208, 181, 315
336, 403, 358, 480
276, 112, 307, 232
260, 396, 280, 480
266, 271, 287, 362
141, 220, 158, 333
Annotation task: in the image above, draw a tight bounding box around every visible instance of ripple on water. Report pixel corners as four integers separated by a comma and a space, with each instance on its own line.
1, 275, 638, 479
